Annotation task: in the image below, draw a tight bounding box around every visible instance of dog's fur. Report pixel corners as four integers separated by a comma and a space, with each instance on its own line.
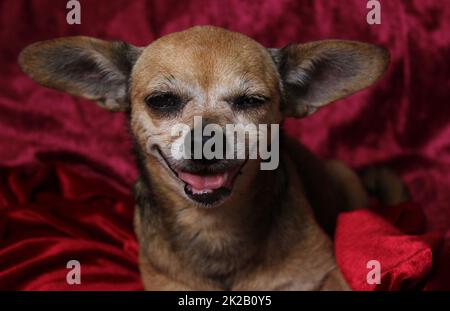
19, 26, 400, 290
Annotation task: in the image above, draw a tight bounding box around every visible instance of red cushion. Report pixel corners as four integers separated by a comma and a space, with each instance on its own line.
335, 206, 443, 291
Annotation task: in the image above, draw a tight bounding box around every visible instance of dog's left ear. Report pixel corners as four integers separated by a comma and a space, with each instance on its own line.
269, 40, 389, 117
19, 37, 143, 112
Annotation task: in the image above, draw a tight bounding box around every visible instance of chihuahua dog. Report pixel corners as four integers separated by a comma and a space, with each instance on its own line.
19, 26, 405, 290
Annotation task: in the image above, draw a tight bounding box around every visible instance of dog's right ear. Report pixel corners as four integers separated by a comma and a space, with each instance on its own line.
19, 36, 143, 112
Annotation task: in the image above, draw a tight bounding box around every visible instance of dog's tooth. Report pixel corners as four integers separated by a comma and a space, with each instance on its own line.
192, 188, 213, 195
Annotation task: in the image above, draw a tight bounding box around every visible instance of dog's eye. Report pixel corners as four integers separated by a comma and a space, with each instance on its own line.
144, 93, 183, 113
233, 95, 268, 110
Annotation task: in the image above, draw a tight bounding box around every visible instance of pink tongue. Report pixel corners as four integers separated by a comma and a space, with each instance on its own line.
178, 172, 227, 192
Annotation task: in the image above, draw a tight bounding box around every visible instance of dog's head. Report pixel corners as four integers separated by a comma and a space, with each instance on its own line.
19, 26, 389, 207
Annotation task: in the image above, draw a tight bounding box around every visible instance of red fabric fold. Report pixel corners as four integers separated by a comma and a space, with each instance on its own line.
335, 205, 444, 291
0, 164, 142, 290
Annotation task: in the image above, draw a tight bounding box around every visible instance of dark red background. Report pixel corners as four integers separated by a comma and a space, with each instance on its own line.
0, 0, 449, 290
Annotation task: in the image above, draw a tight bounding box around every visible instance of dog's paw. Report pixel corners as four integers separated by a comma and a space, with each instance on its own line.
358, 166, 410, 205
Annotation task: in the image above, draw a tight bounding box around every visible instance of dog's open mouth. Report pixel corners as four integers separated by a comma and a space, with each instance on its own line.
179, 168, 241, 205
155, 147, 245, 206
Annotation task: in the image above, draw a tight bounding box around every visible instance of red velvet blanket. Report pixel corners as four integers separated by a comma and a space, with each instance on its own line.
1, 0, 449, 290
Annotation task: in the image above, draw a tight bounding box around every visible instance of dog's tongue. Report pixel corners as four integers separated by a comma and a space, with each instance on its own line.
178, 171, 227, 193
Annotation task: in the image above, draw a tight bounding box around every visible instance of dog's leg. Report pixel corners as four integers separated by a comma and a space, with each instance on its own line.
358, 166, 410, 205
326, 162, 410, 207
325, 160, 369, 210
139, 259, 193, 290
135, 209, 194, 290
318, 266, 351, 291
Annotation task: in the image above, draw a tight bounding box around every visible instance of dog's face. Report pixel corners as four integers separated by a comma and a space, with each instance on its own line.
19, 26, 389, 207
129, 28, 282, 206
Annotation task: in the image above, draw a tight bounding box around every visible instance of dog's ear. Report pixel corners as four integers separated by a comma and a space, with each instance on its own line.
269, 40, 389, 117
19, 36, 143, 112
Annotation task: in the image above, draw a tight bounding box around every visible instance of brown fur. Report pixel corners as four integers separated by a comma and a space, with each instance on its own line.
19, 26, 394, 290
134, 144, 351, 290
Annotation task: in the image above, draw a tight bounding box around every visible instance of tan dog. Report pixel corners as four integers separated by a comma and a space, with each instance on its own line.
19, 26, 402, 290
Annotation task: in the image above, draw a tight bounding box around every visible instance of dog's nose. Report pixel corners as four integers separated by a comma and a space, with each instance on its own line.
186, 128, 227, 164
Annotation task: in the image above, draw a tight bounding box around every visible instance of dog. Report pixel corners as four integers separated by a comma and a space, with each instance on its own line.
19, 26, 407, 290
